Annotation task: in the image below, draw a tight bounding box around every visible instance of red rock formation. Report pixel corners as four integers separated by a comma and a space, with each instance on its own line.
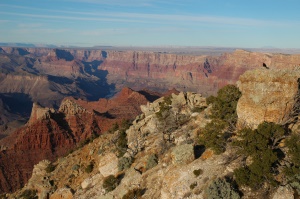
0, 98, 102, 193
0, 87, 168, 193
99, 49, 300, 95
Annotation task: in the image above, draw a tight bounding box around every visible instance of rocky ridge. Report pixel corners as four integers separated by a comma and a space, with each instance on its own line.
0, 87, 160, 194
7, 68, 300, 198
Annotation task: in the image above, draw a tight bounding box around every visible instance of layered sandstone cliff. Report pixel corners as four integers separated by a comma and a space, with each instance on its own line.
237, 68, 300, 128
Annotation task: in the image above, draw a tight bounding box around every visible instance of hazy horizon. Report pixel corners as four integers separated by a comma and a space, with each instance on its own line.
1, 0, 300, 48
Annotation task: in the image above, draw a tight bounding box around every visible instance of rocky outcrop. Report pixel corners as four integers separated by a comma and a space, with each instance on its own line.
0, 87, 159, 193
98, 153, 119, 177
237, 69, 300, 128
49, 188, 74, 199
27, 160, 53, 199
7, 92, 239, 199
171, 144, 194, 165
27, 103, 55, 125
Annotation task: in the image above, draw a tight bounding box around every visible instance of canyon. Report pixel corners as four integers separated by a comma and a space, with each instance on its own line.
1, 46, 300, 195
0, 86, 167, 193
1, 46, 300, 138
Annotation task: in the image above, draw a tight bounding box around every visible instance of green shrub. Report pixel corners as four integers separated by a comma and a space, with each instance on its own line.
233, 122, 285, 189
285, 134, 300, 174
198, 119, 228, 154
117, 130, 128, 157
192, 106, 206, 113
198, 85, 241, 154
207, 84, 241, 125
45, 163, 56, 173
118, 156, 133, 171
193, 169, 203, 177
72, 164, 80, 171
120, 119, 132, 131
284, 134, 300, 193
205, 178, 240, 199
122, 188, 145, 199
146, 154, 158, 170
85, 162, 94, 173
190, 182, 197, 190
20, 189, 38, 199
103, 175, 120, 192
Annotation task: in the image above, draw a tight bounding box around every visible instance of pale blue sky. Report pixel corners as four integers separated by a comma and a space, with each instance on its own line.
0, 0, 299, 48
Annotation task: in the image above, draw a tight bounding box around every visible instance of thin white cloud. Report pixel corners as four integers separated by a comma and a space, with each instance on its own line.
0, 20, 9, 23
18, 28, 70, 34
64, 0, 187, 7
18, 23, 43, 28
80, 27, 185, 36
0, 10, 295, 28
0, 11, 147, 23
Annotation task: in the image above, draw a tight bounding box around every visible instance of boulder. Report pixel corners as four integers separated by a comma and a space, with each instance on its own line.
171, 144, 194, 165
237, 69, 300, 128
272, 185, 294, 199
98, 153, 119, 177
49, 188, 73, 199
81, 173, 102, 190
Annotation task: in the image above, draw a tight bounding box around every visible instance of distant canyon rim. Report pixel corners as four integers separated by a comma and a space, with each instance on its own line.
1, 46, 300, 193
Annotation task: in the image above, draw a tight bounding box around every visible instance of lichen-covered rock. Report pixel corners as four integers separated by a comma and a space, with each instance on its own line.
49, 188, 73, 199
237, 69, 300, 128
272, 185, 294, 199
171, 144, 194, 165
27, 160, 52, 199
81, 173, 102, 190
98, 153, 119, 177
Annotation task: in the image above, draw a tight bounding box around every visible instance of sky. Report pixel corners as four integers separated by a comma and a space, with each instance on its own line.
0, 0, 300, 48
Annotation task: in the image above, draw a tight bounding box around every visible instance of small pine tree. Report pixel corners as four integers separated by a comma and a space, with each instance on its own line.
205, 178, 240, 199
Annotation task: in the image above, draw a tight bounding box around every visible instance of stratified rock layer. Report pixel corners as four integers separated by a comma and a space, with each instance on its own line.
0, 87, 159, 193
237, 69, 300, 128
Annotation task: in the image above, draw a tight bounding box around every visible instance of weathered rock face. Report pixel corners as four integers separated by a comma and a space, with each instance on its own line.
0, 100, 102, 193
237, 69, 300, 128
98, 153, 119, 177
99, 49, 300, 95
0, 87, 159, 194
27, 103, 55, 125
2, 47, 300, 137
11, 92, 239, 199
27, 160, 53, 199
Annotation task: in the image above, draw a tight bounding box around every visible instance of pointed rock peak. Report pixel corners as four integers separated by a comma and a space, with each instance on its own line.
120, 87, 134, 94
163, 88, 180, 96
27, 102, 55, 125
59, 98, 87, 115
114, 87, 135, 99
